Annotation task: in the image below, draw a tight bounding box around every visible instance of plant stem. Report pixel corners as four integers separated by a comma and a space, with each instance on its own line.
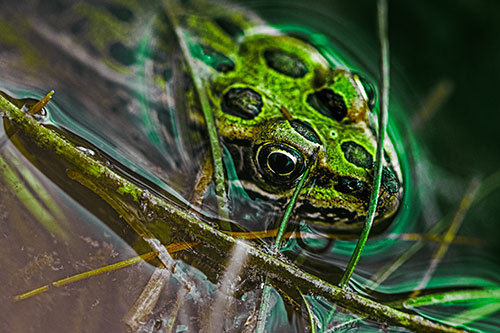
339, 0, 390, 289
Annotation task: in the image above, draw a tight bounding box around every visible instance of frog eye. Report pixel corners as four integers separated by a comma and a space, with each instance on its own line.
256, 143, 305, 185
263, 48, 308, 78
354, 74, 377, 109
306, 89, 347, 121
221, 87, 263, 120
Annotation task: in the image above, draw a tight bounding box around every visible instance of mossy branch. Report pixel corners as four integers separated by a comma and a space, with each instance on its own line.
0, 93, 465, 333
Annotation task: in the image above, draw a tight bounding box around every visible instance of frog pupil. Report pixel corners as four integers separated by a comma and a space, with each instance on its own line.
268, 151, 295, 175
256, 143, 305, 185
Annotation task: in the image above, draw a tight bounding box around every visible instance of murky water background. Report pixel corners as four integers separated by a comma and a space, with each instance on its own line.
1, 0, 499, 332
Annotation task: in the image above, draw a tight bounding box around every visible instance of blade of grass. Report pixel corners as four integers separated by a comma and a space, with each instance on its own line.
366, 215, 451, 290
163, 0, 229, 226
410, 177, 481, 298
339, 0, 390, 290
124, 263, 171, 331
28, 90, 54, 115
256, 164, 313, 333
445, 302, 500, 327
0, 154, 68, 241
401, 288, 500, 308
297, 288, 317, 333
13, 242, 197, 301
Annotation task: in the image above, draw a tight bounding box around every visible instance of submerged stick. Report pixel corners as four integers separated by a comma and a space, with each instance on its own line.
0, 94, 466, 332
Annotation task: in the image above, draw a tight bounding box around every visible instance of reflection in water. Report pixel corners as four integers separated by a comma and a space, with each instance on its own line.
0, 0, 499, 332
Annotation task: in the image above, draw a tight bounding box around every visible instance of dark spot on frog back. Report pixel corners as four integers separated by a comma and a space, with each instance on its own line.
105, 3, 135, 22
69, 17, 89, 35
334, 176, 370, 201
382, 166, 400, 194
37, 0, 71, 15
214, 17, 244, 38
221, 87, 263, 120
109, 42, 137, 66
263, 49, 308, 78
307, 89, 347, 122
341, 141, 373, 169
192, 45, 235, 73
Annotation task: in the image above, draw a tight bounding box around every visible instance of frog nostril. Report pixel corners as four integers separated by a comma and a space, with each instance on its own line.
221, 87, 263, 120
306, 88, 347, 121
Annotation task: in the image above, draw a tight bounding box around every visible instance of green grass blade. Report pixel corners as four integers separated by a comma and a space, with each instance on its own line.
256, 164, 313, 333
339, 0, 390, 289
163, 0, 229, 224
297, 288, 317, 333
402, 288, 500, 308
446, 302, 500, 327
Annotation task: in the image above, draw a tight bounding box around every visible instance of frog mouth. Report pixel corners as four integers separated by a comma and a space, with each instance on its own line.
296, 202, 365, 229
236, 182, 398, 232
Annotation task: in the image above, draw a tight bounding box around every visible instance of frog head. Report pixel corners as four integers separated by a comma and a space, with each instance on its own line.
205, 32, 403, 232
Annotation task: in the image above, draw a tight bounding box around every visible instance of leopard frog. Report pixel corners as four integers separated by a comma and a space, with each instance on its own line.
0, 0, 403, 233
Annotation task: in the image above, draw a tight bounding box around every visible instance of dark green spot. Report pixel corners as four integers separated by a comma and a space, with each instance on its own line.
263, 48, 308, 78
214, 17, 244, 38
164, 68, 172, 81
69, 18, 88, 35
109, 42, 136, 66
341, 141, 373, 169
290, 120, 321, 144
382, 166, 400, 194
307, 89, 347, 121
194, 45, 235, 72
106, 3, 135, 22
335, 177, 369, 199
221, 88, 262, 120
38, 0, 69, 14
